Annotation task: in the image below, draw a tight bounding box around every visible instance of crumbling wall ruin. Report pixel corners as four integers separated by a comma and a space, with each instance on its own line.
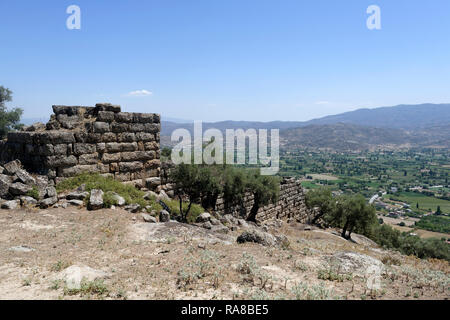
215, 177, 310, 223
0, 104, 310, 223
0, 103, 161, 187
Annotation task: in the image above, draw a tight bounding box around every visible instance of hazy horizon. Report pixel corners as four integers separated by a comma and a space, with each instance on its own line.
19, 102, 449, 125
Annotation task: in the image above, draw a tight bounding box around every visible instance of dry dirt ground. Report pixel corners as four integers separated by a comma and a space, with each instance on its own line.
0, 207, 448, 300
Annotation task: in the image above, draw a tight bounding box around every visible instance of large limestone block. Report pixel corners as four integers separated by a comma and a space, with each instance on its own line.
121, 142, 138, 152
78, 153, 99, 165
58, 165, 98, 177
133, 113, 155, 123
3, 160, 22, 175
0, 174, 12, 198
114, 112, 134, 123
144, 123, 160, 134
95, 103, 121, 113
73, 143, 97, 155
93, 122, 110, 133
117, 133, 136, 143
14, 169, 36, 185
102, 153, 121, 163
9, 182, 32, 196
38, 131, 75, 144
102, 132, 117, 142
111, 123, 129, 133
118, 161, 143, 172
88, 189, 104, 210
44, 155, 78, 168
97, 111, 115, 122
7, 132, 35, 144
135, 132, 154, 142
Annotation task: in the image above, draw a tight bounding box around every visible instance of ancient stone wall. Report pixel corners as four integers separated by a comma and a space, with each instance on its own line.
214, 177, 310, 223
0, 103, 161, 186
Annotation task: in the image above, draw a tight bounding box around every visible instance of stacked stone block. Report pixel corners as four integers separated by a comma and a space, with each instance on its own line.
0, 103, 161, 186
214, 177, 310, 223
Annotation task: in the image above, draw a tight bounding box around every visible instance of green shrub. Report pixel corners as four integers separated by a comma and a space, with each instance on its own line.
64, 279, 109, 296
415, 215, 450, 234
56, 172, 203, 218
164, 199, 204, 223
371, 224, 450, 261
57, 173, 147, 207
103, 191, 119, 208
26, 186, 40, 200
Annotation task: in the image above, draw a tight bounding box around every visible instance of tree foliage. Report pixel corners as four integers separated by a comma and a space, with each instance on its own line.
307, 188, 379, 239
415, 215, 450, 234
0, 86, 23, 139
371, 223, 449, 261
305, 188, 449, 261
331, 195, 377, 239
169, 164, 279, 222
170, 164, 214, 222
245, 169, 280, 222
305, 188, 336, 224
161, 147, 172, 158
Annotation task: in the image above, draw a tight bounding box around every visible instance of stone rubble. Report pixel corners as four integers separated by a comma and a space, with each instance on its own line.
159, 210, 170, 222
0, 160, 58, 209
88, 189, 104, 210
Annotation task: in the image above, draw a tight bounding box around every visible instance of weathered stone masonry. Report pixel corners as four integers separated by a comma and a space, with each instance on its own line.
0, 103, 161, 185
0, 104, 310, 223
214, 177, 310, 223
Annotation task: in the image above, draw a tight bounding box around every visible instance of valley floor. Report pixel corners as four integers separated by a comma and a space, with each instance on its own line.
0, 207, 448, 300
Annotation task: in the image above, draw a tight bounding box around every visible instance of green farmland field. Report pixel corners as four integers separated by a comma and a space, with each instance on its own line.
385, 192, 450, 214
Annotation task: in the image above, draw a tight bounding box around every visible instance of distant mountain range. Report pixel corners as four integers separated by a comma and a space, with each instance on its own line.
161, 103, 450, 150
303, 103, 450, 130
280, 123, 450, 151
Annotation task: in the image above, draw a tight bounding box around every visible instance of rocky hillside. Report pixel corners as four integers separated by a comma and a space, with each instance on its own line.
0, 205, 448, 300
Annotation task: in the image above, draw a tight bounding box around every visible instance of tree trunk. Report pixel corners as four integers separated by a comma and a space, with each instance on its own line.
184, 201, 193, 222
246, 202, 259, 222
178, 195, 184, 221
341, 221, 349, 238
347, 225, 354, 240
311, 211, 324, 224
202, 192, 219, 211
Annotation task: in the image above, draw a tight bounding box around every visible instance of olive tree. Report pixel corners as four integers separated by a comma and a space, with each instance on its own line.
0, 86, 23, 139
170, 164, 280, 223
170, 164, 219, 222
306, 189, 377, 240
305, 187, 336, 224
245, 170, 280, 222
331, 195, 377, 240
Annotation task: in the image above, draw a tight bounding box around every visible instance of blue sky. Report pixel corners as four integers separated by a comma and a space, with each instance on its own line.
1, 0, 449, 122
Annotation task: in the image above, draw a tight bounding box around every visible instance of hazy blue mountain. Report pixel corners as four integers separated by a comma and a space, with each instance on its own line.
304, 104, 450, 129
280, 123, 419, 151
160, 103, 450, 150
161, 103, 450, 135
161, 120, 306, 136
